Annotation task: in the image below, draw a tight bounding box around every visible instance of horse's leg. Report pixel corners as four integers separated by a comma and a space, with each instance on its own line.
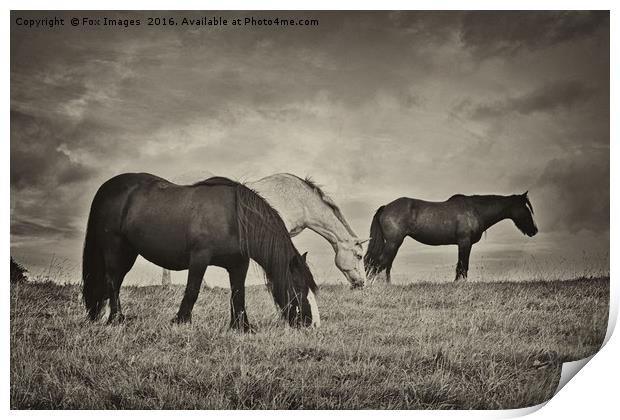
455, 240, 471, 282
104, 238, 138, 324
106, 271, 123, 324
383, 238, 403, 284
227, 257, 252, 332
174, 254, 209, 324
462, 244, 472, 279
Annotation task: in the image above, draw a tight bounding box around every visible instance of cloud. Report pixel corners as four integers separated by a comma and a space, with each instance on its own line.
459, 11, 609, 58
461, 80, 595, 120
9, 11, 610, 278
535, 147, 609, 233
10, 110, 98, 189
11, 217, 79, 240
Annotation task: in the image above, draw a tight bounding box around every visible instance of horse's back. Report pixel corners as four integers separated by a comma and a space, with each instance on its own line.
109, 173, 238, 238
88, 173, 165, 229
97, 172, 168, 193
247, 173, 308, 232
193, 176, 239, 188
381, 196, 477, 245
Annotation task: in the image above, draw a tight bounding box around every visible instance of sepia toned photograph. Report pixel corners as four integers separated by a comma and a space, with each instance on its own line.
10, 10, 610, 410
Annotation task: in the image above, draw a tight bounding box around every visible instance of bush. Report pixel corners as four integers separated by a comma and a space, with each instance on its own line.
10, 257, 28, 284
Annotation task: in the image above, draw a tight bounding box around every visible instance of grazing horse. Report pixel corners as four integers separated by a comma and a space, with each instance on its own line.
250, 174, 368, 287
161, 173, 368, 288
364, 192, 538, 282
82, 173, 319, 331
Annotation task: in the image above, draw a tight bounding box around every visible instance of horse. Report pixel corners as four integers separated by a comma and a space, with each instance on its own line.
161, 173, 368, 288
364, 192, 538, 283
82, 173, 319, 331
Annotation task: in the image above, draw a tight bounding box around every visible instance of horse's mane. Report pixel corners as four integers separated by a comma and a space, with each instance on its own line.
299, 175, 358, 238
524, 196, 535, 214
195, 176, 317, 310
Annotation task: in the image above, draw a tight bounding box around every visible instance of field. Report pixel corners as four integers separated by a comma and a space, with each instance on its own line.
10, 277, 609, 409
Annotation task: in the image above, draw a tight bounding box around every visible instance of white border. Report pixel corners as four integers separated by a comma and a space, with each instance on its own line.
3, 2, 617, 418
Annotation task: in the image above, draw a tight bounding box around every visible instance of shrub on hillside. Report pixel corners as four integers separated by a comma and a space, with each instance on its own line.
10, 257, 28, 284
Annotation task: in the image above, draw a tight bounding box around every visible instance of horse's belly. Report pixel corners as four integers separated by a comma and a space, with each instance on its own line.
410, 231, 454, 246
410, 213, 456, 246
125, 223, 190, 270
122, 196, 193, 270
137, 241, 190, 271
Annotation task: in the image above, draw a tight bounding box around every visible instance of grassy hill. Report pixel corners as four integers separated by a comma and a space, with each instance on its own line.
10, 277, 609, 409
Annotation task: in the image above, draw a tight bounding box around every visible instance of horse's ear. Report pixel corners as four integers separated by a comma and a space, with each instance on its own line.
291, 253, 308, 270
523, 190, 529, 197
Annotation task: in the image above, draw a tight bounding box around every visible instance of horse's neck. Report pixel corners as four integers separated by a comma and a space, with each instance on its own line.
305, 204, 355, 249
474, 196, 512, 231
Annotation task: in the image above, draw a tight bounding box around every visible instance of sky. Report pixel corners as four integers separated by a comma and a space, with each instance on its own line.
10, 11, 609, 285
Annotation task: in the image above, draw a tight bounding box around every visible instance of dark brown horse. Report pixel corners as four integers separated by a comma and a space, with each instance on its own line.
82, 173, 319, 331
364, 192, 538, 282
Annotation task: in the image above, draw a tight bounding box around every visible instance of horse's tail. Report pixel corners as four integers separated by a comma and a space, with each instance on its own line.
234, 183, 317, 308
364, 205, 386, 277
82, 201, 107, 320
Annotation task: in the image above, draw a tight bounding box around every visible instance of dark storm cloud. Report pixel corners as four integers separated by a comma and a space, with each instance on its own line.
535, 148, 609, 233
11, 217, 79, 240
459, 11, 609, 58
10, 110, 97, 189
11, 185, 88, 248
385, 11, 608, 57
10, 11, 609, 274
465, 80, 596, 120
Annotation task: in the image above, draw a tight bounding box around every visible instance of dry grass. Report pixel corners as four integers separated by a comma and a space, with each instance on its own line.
10, 277, 609, 409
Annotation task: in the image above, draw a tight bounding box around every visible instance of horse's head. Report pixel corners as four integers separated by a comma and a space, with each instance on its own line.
285, 252, 320, 328
510, 192, 538, 237
335, 238, 369, 289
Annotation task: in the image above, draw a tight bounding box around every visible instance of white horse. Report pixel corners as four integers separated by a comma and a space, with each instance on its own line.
162, 173, 367, 288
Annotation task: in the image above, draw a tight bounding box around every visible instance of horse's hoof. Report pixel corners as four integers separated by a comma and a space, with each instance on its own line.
229, 323, 256, 333
106, 313, 125, 325
172, 314, 191, 324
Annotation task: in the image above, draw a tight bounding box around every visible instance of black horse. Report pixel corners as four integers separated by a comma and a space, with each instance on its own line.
82, 173, 319, 331
364, 192, 538, 282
